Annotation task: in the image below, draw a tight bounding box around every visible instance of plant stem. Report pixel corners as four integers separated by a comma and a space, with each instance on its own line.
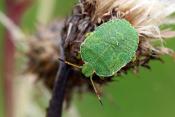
47, 63, 70, 117
3, 1, 32, 117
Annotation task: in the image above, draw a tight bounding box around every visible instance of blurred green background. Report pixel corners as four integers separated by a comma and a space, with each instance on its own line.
0, 0, 175, 117
0, 0, 5, 117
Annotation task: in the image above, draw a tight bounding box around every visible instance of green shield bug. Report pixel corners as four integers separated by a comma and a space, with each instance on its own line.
80, 19, 138, 77
60, 19, 139, 104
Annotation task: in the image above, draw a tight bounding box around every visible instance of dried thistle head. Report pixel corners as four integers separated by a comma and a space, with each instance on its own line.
62, 0, 175, 71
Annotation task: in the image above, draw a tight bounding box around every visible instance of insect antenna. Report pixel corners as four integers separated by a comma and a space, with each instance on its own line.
90, 75, 103, 106
58, 57, 82, 69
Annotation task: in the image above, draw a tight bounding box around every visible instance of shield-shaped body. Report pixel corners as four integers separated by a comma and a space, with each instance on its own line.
80, 19, 139, 77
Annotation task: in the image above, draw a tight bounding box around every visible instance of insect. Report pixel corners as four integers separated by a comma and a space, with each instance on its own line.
61, 19, 139, 104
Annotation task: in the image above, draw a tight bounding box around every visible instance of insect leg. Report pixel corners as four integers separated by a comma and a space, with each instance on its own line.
58, 57, 82, 69
90, 75, 103, 106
